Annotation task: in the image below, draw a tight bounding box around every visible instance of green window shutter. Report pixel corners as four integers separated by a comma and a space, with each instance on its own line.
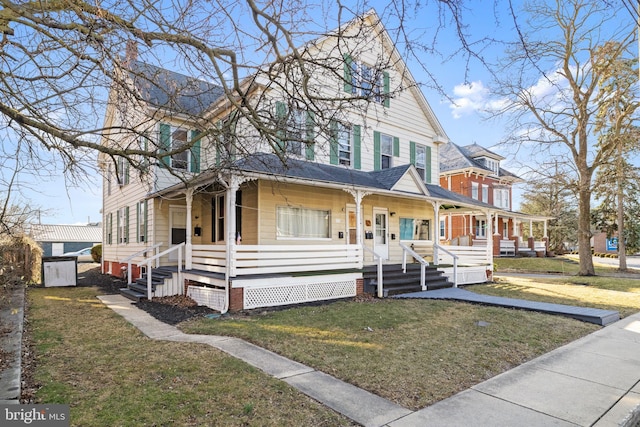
143, 201, 148, 243
329, 120, 339, 165
383, 71, 390, 108
305, 111, 315, 160
425, 146, 432, 184
353, 125, 361, 170
393, 136, 400, 157
107, 213, 112, 245
124, 206, 129, 243
159, 123, 171, 168
343, 54, 353, 93
373, 131, 381, 171
190, 130, 201, 173
275, 101, 287, 153
116, 211, 121, 244
136, 203, 140, 243
410, 141, 416, 165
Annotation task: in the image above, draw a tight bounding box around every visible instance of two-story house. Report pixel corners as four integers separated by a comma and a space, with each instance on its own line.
100, 10, 497, 312
439, 142, 551, 256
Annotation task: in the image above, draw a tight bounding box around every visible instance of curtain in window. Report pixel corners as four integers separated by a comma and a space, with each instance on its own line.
277, 207, 329, 238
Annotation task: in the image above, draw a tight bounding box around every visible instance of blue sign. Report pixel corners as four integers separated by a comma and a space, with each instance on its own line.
606, 237, 618, 251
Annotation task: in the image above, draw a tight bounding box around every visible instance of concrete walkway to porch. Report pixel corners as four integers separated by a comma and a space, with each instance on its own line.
394, 287, 620, 326
98, 294, 640, 427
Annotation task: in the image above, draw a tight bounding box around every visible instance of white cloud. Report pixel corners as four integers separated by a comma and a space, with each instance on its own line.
448, 80, 491, 119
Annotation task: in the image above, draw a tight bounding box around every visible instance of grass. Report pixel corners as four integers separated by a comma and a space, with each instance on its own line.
26, 256, 640, 421
181, 298, 598, 410
26, 286, 354, 426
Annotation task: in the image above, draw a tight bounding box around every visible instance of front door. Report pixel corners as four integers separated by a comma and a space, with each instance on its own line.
346, 205, 357, 244
373, 208, 389, 260
169, 206, 187, 261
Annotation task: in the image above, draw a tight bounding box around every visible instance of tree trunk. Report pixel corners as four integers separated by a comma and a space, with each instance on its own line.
578, 188, 595, 275
617, 162, 627, 271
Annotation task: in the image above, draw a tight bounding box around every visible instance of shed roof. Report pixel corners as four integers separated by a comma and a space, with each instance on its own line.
29, 224, 103, 243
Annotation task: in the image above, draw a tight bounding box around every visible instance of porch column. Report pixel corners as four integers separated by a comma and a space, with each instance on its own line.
485, 210, 494, 267
512, 216, 517, 237
185, 188, 193, 270
543, 219, 548, 238
355, 190, 364, 245
433, 201, 440, 242
494, 212, 499, 236
226, 175, 242, 278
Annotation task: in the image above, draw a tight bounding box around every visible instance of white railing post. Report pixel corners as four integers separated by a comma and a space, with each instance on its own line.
433, 242, 459, 288
377, 256, 383, 298
147, 261, 153, 300
399, 242, 429, 291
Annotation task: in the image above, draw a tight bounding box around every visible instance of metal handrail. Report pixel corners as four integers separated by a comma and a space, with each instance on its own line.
119, 243, 163, 285
363, 246, 384, 298
433, 243, 459, 287
399, 242, 429, 291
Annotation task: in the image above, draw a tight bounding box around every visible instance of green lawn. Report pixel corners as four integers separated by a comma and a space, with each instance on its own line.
26, 286, 354, 426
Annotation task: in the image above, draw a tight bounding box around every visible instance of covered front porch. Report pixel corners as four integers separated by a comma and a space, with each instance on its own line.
119, 156, 495, 311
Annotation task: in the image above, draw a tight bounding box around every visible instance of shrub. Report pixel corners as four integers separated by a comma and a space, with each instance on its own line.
91, 244, 102, 263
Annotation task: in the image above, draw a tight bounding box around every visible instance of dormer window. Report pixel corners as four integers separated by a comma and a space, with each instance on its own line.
479, 157, 499, 175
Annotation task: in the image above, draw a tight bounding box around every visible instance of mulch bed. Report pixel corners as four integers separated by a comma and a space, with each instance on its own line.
78, 265, 217, 325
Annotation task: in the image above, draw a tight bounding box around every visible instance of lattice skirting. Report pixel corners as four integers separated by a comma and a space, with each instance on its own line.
187, 286, 226, 311
243, 279, 357, 310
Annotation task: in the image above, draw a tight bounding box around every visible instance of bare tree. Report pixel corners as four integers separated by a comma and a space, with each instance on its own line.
492, 0, 637, 275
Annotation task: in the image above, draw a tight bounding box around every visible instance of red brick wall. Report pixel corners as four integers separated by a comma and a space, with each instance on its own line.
229, 286, 244, 312
356, 278, 364, 296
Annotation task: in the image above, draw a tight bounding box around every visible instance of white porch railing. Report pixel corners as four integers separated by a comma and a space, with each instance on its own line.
120, 243, 163, 285
400, 242, 429, 291
363, 246, 384, 298
433, 243, 459, 287
190, 244, 363, 276
142, 243, 185, 300
436, 245, 488, 266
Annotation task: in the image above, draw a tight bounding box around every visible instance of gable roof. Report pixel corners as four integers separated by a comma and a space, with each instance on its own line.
29, 224, 103, 243
127, 60, 225, 116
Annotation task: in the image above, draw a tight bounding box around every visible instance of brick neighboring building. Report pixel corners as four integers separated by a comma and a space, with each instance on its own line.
438, 142, 550, 256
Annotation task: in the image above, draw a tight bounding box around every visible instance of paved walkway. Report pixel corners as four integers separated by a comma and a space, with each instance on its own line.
99, 294, 640, 427
395, 287, 620, 326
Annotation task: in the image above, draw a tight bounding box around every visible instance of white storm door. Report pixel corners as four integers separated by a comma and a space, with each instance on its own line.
169, 206, 187, 261
373, 208, 389, 260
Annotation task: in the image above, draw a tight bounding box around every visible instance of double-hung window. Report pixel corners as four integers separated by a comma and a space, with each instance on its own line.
136, 200, 147, 243
276, 206, 330, 239
159, 123, 201, 172
275, 102, 315, 160
471, 182, 479, 200
494, 188, 510, 209
337, 123, 353, 166
380, 133, 393, 169
117, 206, 129, 244
415, 145, 426, 181
117, 157, 129, 186
482, 184, 489, 203
344, 54, 390, 107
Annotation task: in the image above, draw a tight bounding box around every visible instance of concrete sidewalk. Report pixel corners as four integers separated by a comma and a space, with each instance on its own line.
99, 295, 640, 427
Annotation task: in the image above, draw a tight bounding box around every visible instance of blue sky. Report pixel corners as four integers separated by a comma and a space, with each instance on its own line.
22, 0, 634, 224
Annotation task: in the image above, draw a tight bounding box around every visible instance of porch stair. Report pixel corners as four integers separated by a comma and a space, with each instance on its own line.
120, 266, 177, 301
363, 264, 454, 297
